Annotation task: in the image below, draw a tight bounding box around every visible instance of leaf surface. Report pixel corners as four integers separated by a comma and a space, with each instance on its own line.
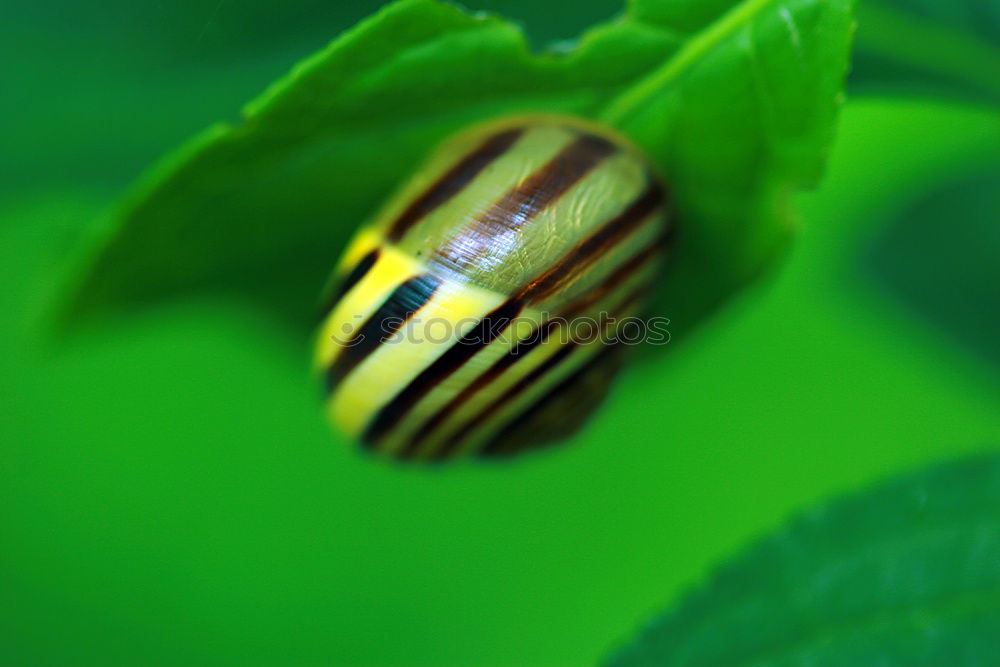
61, 0, 856, 338
609, 450, 1000, 666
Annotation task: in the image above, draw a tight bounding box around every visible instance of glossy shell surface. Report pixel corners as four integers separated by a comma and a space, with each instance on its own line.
315, 115, 670, 460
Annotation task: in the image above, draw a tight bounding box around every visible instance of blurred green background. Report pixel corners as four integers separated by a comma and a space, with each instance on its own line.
2, 1, 998, 665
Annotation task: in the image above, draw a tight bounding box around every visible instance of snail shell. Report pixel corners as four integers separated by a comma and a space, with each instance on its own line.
316, 115, 671, 461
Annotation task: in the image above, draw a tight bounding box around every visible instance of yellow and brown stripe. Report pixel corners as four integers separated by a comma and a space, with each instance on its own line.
315, 115, 671, 460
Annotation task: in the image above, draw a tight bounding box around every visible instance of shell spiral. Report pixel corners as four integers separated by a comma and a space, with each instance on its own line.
315, 115, 671, 461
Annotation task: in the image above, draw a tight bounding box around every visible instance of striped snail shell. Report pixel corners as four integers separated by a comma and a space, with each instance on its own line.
315, 115, 671, 461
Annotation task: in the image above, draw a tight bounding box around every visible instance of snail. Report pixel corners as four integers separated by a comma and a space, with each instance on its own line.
315, 115, 671, 460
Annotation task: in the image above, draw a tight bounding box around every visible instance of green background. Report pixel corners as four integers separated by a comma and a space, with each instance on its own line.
2, 1, 998, 665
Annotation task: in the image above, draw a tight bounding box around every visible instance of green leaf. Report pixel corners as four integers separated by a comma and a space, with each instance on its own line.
851, 0, 1000, 103
615, 0, 856, 332
608, 449, 1000, 666
60, 0, 856, 338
